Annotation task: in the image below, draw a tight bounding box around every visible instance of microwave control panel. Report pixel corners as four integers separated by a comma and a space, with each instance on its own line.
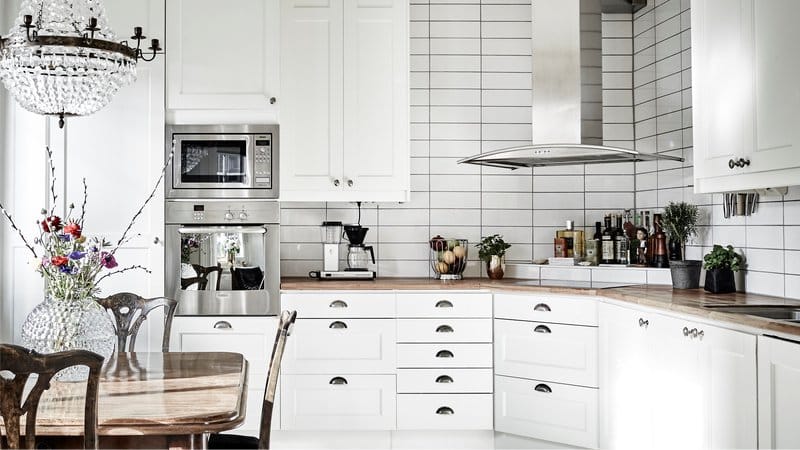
253, 134, 272, 188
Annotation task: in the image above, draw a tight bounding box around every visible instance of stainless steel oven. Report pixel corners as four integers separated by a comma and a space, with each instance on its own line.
165, 200, 280, 316
166, 124, 279, 199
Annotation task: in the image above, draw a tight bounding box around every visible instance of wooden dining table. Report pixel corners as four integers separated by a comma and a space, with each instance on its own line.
28, 351, 249, 450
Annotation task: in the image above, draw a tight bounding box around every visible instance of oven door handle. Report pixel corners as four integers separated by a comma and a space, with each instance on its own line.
178, 226, 267, 234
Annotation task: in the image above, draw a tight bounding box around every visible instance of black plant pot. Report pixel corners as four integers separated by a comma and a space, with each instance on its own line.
704, 268, 736, 294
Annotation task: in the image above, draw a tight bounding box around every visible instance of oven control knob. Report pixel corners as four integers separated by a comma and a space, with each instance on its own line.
239, 211, 248, 221
224, 211, 234, 221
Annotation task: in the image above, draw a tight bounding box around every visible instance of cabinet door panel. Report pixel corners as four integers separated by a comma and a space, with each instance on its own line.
495, 375, 598, 449
753, 0, 800, 171
281, 291, 395, 318
281, 374, 396, 430
397, 369, 493, 394
758, 336, 800, 449
396, 292, 492, 319
342, 0, 409, 197
283, 318, 396, 374
494, 318, 598, 387
280, 0, 344, 195
167, 0, 279, 113
494, 293, 598, 326
397, 394, 493, 430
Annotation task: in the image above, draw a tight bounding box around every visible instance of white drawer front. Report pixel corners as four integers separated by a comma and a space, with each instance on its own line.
283, 319, 396, 374
171, 316, 276, 374
396, 292, 492, 318
397, 394, 493, 430
495, 375, 598, 449
397, 369, 493, 394
494, 318, 598, 387
397, 318, 492, 343
281, 292, 395, 318
397, 344, 492, 368
494, 293, 598, 326
281, 374, 396, 430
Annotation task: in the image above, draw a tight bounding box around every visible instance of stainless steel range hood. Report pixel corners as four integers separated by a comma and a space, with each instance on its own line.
458, 0, 682, 170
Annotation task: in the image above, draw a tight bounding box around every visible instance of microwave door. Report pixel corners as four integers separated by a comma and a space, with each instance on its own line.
173, 135, 252, 190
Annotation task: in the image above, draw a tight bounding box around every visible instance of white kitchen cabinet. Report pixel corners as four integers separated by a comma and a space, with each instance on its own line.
599, 303, 757, 449
396, 343, 493, 369
281, 291, 395, 318
170, 316, 280, 436
166, 0, 279, 124
397, 394, 493, 430
495, 375, 598, 449
692, 0, 800, 193
397, 318, 493, 344
281, 374, 396, 430
279, 0, 409, 202
758, 335, 800, 449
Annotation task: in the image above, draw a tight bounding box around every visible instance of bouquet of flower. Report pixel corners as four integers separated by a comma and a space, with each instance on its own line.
181, 235, 202, 263
0, 146, 172, 302
223, 235, 241, 255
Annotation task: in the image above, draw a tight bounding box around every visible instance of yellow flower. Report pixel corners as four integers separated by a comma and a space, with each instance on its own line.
75, 235, 87, 244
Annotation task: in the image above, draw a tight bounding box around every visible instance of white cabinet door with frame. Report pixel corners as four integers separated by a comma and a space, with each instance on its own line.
166, 0, 279, 124
758, 335, 800, 449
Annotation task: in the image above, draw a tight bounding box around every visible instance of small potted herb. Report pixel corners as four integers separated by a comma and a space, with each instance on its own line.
662, 201, 701, 289
476, 234, 511, 280
703, 244, 744, 293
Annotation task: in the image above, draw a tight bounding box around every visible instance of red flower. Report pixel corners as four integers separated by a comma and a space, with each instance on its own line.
41, 216, 62, 233
51, 256, 69, 267
64, 222, 82, 238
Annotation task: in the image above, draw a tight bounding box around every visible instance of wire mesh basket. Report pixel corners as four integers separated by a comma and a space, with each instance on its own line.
429, 237, 468, 280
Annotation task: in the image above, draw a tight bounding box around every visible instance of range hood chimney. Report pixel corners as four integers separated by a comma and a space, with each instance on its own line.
458, 0, 682, 169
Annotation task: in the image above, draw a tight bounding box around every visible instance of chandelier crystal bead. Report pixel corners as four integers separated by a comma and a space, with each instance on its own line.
0, 0, 161, 128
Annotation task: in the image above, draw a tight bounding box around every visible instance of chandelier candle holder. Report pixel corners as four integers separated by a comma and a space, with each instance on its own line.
0, 0, 162, 128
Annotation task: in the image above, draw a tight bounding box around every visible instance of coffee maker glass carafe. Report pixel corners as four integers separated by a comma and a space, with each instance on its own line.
347, 245, 375, 271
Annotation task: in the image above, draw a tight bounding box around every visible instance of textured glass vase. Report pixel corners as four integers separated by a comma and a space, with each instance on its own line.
21, 296, 115, 381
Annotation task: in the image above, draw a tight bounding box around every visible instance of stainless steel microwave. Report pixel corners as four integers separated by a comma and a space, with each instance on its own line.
166, 124, 279, 199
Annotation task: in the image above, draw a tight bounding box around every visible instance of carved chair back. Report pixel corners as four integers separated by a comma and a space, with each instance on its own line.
0, 344, 103, 450
96, 293, 178, 353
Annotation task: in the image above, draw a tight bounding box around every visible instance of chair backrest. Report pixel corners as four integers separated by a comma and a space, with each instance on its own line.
96, 293, 178, 353
192, 264, 223, 290
231, 266, 264, 291
258, 310, 297, 449
0, 344, 103, 450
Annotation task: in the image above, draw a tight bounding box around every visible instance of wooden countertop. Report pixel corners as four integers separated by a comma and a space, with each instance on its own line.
281, 277, 800, 338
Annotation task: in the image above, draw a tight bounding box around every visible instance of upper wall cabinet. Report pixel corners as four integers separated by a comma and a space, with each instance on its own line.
279, 0, 409, 202
166, 0, 280, 124
692, 0, 800, 193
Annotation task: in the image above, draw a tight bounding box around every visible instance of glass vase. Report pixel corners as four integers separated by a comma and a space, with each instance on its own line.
21, 296, 115, 381
486, 255, 506, 280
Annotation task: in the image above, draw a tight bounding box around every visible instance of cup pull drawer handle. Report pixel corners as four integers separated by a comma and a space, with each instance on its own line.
436, 325, 454, 333
435, 300, 453, 308
435, 375, 454, 384
534, 325, 551, 334
329, 300, 348, 308
436, 350, 454, 358
329, 377, 348, 385
329, 321, 348, 329
436, 406, 454, 415
534, 383, 552, 393
534, 303, 551, 312
213, 321, 232, 329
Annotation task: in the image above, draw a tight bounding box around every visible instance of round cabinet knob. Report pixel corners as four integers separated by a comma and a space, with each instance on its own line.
347, 179, 354, 187
333, 179, 341, 187
224, 211, 234, 221
239, 212, 248, 220
729, 159, 736, 169
153, 236, 160, 244
270, 97, 277, 104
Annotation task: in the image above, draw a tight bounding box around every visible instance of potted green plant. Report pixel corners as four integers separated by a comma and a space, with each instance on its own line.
476, 234, 511, 280
661, 201, 701, 289
703, 244, 744, 293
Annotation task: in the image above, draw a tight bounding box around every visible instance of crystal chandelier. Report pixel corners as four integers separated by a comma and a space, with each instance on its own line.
0, 0, 161, 128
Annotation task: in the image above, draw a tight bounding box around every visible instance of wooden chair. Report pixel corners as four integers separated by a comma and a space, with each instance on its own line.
96, 293, 178, 353
0, 344, 104, 450
207, 310, 297, 450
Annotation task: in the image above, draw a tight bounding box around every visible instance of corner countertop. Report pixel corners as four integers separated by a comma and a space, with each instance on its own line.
281, 277, 800, 339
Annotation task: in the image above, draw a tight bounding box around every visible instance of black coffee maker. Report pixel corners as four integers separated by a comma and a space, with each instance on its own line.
344, 225, 375, 273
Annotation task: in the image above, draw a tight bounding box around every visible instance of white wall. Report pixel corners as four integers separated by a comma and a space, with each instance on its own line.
632, 0, 800, 299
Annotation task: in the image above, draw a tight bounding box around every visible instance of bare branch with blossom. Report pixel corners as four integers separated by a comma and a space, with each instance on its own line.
45, 146, 59, 216
0, 202, 38, 258
95, 264, 151, 284
79, 178, 88, 225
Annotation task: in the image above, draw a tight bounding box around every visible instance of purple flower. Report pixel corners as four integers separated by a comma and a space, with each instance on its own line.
89, 246, 99, 253
100, 252, 118, 269
59, 234, 71, 242
69, 251, 86, 260
41, 257, 51, 267
59, 265, 74, 274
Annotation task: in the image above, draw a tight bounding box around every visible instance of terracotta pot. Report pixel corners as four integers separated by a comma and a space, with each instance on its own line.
486, 255, 505, 280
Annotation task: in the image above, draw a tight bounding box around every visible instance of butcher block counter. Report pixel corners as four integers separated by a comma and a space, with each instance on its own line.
281, 277, 800, 338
